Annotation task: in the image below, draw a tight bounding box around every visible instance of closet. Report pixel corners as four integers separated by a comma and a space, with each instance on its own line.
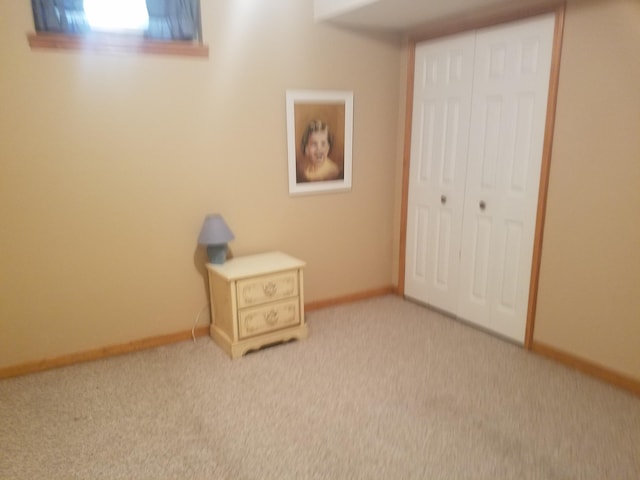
404, 14, 556, 343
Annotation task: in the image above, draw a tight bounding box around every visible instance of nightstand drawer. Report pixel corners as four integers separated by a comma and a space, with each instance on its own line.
236, 271, 298, 308
238, 299, 300, 338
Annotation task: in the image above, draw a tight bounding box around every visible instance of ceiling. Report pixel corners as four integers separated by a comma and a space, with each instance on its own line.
314, 0, 561, 34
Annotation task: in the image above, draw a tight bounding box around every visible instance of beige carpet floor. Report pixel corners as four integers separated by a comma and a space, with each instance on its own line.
1, 295, 639, 479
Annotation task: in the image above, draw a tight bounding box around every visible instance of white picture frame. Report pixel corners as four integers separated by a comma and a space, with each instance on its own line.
286, 90, 353, 195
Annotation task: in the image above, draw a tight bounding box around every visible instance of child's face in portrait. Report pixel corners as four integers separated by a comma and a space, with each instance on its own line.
305, 129, 330, 165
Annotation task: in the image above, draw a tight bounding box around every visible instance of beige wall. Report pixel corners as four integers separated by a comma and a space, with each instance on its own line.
0, 0, 402, 367
534, 0, 640, 380
2, 0, 639, 385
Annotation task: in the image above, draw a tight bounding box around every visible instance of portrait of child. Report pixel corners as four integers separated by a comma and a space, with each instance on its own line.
286, 90, 353, 195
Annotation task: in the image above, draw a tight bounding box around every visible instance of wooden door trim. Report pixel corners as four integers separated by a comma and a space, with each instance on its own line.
396, 42, 416, 296
398, 4, 566, 349
524, 4, 566, 348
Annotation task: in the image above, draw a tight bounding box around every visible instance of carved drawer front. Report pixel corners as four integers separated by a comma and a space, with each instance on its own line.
238, 299, 300, 338
236, 271, 298, 308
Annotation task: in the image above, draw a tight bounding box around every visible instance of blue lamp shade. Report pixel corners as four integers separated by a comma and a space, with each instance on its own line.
198, 214, 235, 264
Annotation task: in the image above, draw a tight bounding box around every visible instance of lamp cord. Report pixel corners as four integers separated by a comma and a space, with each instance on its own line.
191, 303, 211, 342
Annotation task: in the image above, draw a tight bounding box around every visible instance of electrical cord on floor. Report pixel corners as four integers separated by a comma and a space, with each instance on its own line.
191, 303, 211, 342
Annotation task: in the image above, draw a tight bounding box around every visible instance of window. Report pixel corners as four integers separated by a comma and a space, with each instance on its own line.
83, 0, 150, 32
29, 0, 208, 58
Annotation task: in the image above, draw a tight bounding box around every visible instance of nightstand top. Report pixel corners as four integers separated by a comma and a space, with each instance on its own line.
206, 251, 305, 280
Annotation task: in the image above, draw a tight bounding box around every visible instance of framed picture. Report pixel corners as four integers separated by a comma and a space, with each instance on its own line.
286, 90, 353, 195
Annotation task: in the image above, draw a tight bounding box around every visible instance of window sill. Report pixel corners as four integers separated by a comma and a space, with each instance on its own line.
27, 32, 209, 58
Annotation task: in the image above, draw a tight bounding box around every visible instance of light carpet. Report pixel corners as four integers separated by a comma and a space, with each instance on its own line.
1, 295, 639, 479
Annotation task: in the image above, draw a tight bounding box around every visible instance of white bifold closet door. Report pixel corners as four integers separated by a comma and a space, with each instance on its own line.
404, 32, 475, 315
404, 14, 555, 343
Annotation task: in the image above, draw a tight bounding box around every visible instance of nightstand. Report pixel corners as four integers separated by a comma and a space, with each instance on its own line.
206, 251, 308, 358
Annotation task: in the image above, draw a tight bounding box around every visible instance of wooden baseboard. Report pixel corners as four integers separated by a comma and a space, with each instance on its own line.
0, 287, 398, 379
531, 341, 640, 397
305, 286, 397, 312
0, 326, 210, 380
4, 294, 637, 399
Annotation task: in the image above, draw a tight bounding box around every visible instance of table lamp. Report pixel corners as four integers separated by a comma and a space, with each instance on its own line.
198, 214, 235, 264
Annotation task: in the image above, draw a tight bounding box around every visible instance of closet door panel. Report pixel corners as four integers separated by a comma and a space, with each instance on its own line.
469, 215, 493, 307
457, 14, 555, 342
405, 33, 475, 314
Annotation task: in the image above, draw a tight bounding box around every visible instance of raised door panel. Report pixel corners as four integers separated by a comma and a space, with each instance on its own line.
404, 32, 475, 314
457, 14, 555, 342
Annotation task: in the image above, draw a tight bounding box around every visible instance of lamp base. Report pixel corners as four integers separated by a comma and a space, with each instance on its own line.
207, 244, 228, 264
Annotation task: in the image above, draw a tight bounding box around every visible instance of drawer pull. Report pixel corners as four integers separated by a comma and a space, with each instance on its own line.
263, 282, 277, 297
265, 310, 278, 326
